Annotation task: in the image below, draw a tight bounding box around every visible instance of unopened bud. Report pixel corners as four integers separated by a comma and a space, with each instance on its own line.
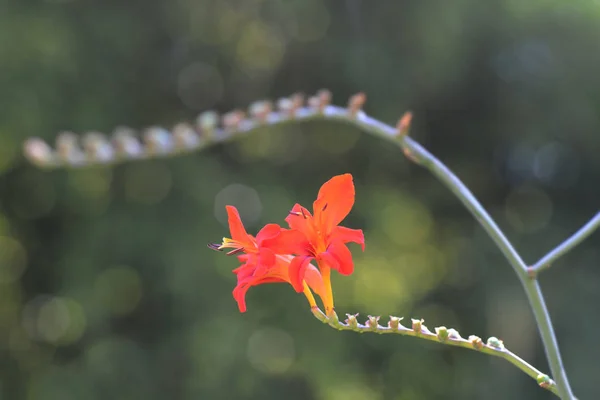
435, 326, 449, 341
366, 315, 380, 331
348, 92, 366, 117
536, 374, 553, 389
82, 132, 113, 162
196, 111, 218, 138
173, 123, 201, 150
412, 318, 424, 334
486, 337, 505, 350
112, 126, 142, 158
388, 316, 403, 330
23, 138, 54, 167
397, 111, 412, 137
290, 93, 304, 117
249, 100, 273, 122
345, 313, 359, 329
277, 97, 293, 114
222, 110, 245, 130
314, 89, 331, 113
468, 335, 484, 350
143, 127, 172, 154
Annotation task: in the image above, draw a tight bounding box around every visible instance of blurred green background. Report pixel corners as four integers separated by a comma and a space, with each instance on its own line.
1, 0, 600, 399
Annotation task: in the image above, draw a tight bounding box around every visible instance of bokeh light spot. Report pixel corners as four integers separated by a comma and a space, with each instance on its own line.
247, 327, 295, 374
177, 62, 223, 110
0, 236, 27, 284
236, 21, 285, 74
188, 2, 242, 45
94, 266, 143, 316
353, 256, 411, 312
214, 183, 262, 227
380, 197, 433, 247
533, 142, 579, 188
68, 168, 112, 200
505, 185, 553, 234
22, 295, 86, 345
325, 382, 382, 400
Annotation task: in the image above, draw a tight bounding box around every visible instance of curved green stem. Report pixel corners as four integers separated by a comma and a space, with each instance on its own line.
311, 308, 559, 397
528, 211, 600, 276
23, 95, 576, 399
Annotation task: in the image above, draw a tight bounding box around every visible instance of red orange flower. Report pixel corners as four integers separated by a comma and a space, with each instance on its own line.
271, 173, 365, 314
210, 206, 326, 312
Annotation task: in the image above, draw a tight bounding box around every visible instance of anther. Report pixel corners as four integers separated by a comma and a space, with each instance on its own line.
207, 243, 223, 251
226, 247, 245, 256
289, 209, 308, 219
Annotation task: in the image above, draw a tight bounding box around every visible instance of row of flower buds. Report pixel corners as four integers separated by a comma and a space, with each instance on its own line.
23, 90, 413, 169
317, 310, 506, 350
311, 308, 556, 392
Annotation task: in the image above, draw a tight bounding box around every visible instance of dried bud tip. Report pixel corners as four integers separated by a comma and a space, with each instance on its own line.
345, 313, 359, 328
197, 111, 219, 135
277, 97, 293, 113
536, 374, 553, 388
411, 318, 424, 333
56, 131, 78, 151
366, 315, 380, 330
486, 336, 505, 350
173, 123, 201, 149
397, 111, 413, 137
388, 316, 403, 329
112, 127, 142, 158
435, 326, 449, 341
316, 89, 331, 112
222, 110, 245, 130
143, 127, 172, 154
290, 93, 305, 115
468, 335, 484, 349
348, 92, 366, 117
23, 138, 53, 165
249, 100, 273, 121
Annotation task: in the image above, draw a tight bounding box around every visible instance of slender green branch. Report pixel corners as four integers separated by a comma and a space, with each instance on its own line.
528, 211, 600, 276
311, 308, 559, 397
22, 91, 576, 398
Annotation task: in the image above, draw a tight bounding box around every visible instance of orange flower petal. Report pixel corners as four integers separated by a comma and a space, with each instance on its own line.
303, 264, 326, 302
288, 255, 314, 292
323, 240, 354, 275
232, 256, 290, 312
332, 226, 365, 251
285, 204, 314, 236
262, 228, 310, 256
258, 247, 276, 269
225, 206, 252, 244
313, 174, 355, 234
255, 223, 282, 243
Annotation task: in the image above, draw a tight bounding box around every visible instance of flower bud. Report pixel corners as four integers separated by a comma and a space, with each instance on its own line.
486, 337, 505, 350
